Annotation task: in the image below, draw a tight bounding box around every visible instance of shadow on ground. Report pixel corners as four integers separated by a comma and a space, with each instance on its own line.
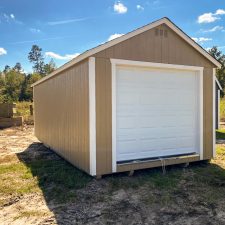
16, 142, 225, 225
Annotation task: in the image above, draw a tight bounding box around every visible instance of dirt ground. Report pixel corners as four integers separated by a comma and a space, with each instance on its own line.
1, 126, 225, 225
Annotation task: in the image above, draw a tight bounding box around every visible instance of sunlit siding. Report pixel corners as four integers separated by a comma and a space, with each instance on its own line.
33, 59, 90, 173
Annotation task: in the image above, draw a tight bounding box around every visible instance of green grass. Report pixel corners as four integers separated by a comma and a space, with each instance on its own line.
220, 98, 225, 122
27, 159, 92, 202
1, 141, 225, 209
107, 146, 225, 206
216, 145, 225, 156
15, 101, 31, 117
216, 129, 225, 139
0, 152, 92, 204
15, 101, 34, 124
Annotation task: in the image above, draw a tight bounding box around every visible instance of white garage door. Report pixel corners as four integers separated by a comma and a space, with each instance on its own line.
116, 66, 200, 162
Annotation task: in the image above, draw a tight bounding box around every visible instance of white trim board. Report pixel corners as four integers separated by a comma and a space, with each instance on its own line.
32, 17, 221, 87
111, 59, 204, 172
215, 75, 222, 90
218, 90, 221, 130
213, 69, 216, 158
89, 57, 96, 176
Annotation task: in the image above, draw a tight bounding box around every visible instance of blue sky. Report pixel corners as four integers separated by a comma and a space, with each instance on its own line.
0, 0, 225, 73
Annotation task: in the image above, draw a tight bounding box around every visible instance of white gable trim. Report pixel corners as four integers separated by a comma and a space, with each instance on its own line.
32, 17, 221, 87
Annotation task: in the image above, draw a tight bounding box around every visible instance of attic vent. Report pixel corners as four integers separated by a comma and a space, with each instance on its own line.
160, 29, 163, 36
164, 30, 168, 37
155, 28, 168, 38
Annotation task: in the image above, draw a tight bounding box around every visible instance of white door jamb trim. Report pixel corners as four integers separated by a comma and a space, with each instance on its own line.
111, 59, 204, 173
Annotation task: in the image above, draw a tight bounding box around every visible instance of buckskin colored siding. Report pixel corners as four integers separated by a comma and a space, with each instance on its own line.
33, 22, 216, 176
33, 59, 90, 173
93, 24, 214, 175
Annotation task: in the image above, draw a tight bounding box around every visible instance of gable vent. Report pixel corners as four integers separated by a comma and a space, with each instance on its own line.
155, 28, 168, 38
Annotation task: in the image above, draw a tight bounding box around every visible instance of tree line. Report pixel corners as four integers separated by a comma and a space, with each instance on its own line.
0, 46, 225, 103
0, 45, 56, 103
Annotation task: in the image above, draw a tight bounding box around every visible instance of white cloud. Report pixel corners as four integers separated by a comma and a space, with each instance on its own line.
30, 28, 41, 33
198, 9, 225, 23
1, 13, 23, 24
108, 33, 124, 41
0, 47, 7, 55
198, 13, 219, 23
45, 52, 80, 60
201, 25, 224, 33
215, 9, 225, 15
205, 47, 212, 51
114, 1, 127, 14
192, 37, 212, 43
47, 17, 87, 26
136, 5, 144, 10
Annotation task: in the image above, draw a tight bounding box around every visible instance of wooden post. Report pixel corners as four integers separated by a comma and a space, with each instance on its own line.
30, 104, 33, 116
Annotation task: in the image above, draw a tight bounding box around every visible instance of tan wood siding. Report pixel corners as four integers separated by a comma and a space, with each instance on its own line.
94, 23, 214, 175
33, 60, 90, 173
95, 58, 112, 175
203, 68, 213, 159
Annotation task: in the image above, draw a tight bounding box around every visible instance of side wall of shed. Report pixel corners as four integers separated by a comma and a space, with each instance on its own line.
33, 59, 90, 173
94, 24, 215, 175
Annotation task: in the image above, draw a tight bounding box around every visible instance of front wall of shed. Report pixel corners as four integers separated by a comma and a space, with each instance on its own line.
33, 60, 90, 173
94, 24, 214, 175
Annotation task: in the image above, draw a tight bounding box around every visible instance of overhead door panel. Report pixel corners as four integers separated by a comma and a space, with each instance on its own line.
116, 66, 199, 162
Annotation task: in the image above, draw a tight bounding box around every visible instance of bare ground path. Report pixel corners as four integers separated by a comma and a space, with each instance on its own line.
1, 126, 225, 224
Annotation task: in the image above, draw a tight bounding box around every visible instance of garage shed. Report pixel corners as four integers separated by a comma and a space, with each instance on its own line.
32, 18, 221, 176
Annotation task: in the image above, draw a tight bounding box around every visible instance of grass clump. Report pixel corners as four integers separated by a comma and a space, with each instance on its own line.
216, 129, 225, 139
15, 101, 31, 117
14, 210, 50, 220
0, 149, 92, 204
15, 101, 34, 124
220, 98, 225, 121
26, 158, 92, 202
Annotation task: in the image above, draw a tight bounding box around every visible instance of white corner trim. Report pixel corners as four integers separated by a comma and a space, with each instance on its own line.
218, 90, 220, 130
111, 60, 117, 173
213, 68, 216, 158
199, 69, 204, 160
89, 57, 96, 176
31, 17, 220, 87
111, 59, 204, 170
